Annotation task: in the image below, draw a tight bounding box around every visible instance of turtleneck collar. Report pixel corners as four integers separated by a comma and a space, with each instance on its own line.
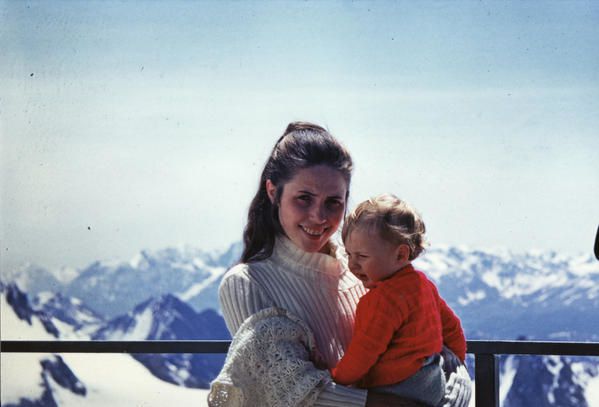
271, 236, 344, 278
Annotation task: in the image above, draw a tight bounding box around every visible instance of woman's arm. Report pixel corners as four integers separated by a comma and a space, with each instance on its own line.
218, 267, 368, 407
218, 265, 275, 334
210, 307, 368, 407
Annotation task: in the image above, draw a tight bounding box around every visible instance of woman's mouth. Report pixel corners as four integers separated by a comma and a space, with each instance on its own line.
300, 225, 327, 238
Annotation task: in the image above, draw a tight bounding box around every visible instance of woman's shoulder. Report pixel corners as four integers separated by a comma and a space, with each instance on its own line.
218, 261, 276, 331
220, 260, 273, 292
224, 262, 251, 276
221, 262, 254, 286
222, 258, 272, 278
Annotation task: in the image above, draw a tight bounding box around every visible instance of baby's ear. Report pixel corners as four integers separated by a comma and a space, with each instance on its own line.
397, 244, 411, 262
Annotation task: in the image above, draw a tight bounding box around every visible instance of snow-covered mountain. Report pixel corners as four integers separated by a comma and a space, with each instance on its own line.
0, 244, 242, 319
2, 264, 63, 300
63, 244, 240, 318
0, 284, 211, 406
2, 243, 599, 406
414, 246, 599, 341
1, 352, 87, 407
92, 293, 230, 388
1, 283, 60, 339
31, 291, 105, 338
1, 284, 93, 405
499, 353, 599, 407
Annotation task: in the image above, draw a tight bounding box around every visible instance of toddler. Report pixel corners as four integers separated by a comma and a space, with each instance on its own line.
331, 194, 467, 406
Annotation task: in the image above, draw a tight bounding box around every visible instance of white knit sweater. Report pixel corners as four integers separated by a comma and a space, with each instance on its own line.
218, 237, 368, 406
217, 237, 472, 407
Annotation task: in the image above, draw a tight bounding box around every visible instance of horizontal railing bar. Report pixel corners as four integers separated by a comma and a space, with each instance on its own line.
1, 340, 231, 354
2, 340, 599, 356
466, 340, 599, 356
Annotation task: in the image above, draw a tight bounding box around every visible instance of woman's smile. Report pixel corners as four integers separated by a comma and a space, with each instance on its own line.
300, 225, 328, 237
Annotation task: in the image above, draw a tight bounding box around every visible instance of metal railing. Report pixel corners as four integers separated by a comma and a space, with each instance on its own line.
2, 339, 599, 407
467, 340, 599, 406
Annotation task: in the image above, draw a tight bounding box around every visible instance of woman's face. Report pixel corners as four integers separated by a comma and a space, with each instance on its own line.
266, 165, 348, 253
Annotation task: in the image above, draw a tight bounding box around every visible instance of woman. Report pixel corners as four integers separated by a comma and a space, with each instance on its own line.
209, 122, 471, 407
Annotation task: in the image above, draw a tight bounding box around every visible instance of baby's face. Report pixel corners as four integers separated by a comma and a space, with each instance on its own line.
344, 227, 402, 289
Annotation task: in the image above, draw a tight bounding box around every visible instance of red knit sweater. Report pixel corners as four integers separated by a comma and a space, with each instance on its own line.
331, 265, 466, 387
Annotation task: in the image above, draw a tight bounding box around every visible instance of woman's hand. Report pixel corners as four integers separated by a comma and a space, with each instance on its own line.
441, 345, 463, 379
366, 392, 426, 407
440, 365, 472, 407
439, 347, 473, 407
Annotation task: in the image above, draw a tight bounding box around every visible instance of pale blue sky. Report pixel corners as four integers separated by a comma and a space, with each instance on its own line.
1, 1, 598, 271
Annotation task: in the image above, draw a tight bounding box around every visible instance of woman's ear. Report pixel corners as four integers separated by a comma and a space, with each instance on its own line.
265, 179, 277, 204
397, 244, 411, 263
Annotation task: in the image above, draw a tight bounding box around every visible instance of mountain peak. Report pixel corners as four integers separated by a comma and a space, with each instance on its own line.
2, 283, 60, 338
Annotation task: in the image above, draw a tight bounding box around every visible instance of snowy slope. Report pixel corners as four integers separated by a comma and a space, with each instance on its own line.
32, 291, 105, 338
92, 294, 229, 388
1, 353, 210, 407
1, 284, 211, 406
1, 283, 59, 339
586, 375, 599, 407
46, 353, 209, 407
1, 285, 59, 405
1, 294, 56, 341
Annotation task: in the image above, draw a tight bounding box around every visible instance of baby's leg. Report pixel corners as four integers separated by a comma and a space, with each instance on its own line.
371, 354, 446, 407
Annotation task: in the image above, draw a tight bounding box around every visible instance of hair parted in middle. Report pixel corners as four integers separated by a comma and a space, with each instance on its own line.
241, 121, 353, 263
342, 193, 427, 261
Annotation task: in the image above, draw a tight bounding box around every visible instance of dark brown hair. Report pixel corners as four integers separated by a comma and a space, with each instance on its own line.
241, 122, 353, 263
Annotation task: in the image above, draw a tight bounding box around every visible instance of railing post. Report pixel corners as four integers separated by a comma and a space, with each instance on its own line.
475, 353, 498, 407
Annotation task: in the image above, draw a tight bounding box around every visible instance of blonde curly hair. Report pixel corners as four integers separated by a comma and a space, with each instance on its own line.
342, 193, 427, 261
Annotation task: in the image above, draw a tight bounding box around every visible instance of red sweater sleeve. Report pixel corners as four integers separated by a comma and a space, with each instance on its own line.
332, 291, 405, 385
433, 284, 467, 362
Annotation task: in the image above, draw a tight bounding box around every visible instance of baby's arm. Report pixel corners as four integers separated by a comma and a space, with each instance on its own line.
332, 292, 400, 385
427, 278, 466, 361
437, 296, 467, 362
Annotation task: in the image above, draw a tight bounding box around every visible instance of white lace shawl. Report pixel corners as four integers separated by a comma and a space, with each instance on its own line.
207, 307, 472, 407
208, 307, 331, 407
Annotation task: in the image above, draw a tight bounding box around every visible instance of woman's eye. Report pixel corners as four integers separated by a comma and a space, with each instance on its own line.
326, 199, 343, 209
296, 195, 311, 205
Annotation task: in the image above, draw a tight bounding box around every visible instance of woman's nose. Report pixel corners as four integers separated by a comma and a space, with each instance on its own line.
309, 204, 327, 223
